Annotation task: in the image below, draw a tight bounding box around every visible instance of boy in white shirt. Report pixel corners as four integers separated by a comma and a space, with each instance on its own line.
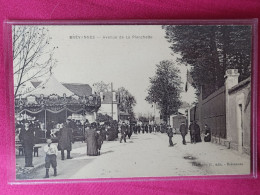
44, 138, 58, 178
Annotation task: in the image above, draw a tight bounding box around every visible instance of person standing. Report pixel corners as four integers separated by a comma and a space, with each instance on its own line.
137, 124, 141, 134
19, 121, 35, 167
189, 121, 196, 144
127, 124, 132, 139
166, 125, 174, 146
145, 124, 148, 133
120, 122, 127, 143
85, 122, 98, 156
57, 120, 74, 160
194, 121, 202, 142
179, 121, 187, 145
204, 124, 211, 142
43, 138, 58, 178
141, 124, 145, 134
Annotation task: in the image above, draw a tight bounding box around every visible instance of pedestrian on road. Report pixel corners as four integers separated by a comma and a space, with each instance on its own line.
194, 121, 202, 143
141, 124, 145, 134
127, 124, 132, 139
145, 124, 148, 133
44, 138, 58, 178
96, 130, 103, 155
19, 120, 35, 167
57, 120, 74, 160
189, 121, 196, 144
179, 121, 187, 145
137, 124, 141, 134
85, 122, 99, 156
167, 125, 174, 146
120, 122, 127, 143
203, 124, 211, 142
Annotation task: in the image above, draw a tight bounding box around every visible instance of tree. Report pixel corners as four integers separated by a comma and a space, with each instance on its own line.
146, 60, 182, 123
117, 87, 136, 120
163, 25, 252, 98
92, 81, 111, 94
96, 113, 113, 123
13, 26, 57, 98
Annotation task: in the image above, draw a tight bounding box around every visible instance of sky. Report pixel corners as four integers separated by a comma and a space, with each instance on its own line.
18, 25, 196, 114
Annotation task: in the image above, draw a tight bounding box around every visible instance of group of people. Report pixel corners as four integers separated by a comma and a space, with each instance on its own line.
166, 121, 212, 147
17, 118, 212, 178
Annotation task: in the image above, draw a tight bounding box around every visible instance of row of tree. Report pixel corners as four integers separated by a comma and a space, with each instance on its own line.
146, 25, 252, 123
162, 25, 251, 98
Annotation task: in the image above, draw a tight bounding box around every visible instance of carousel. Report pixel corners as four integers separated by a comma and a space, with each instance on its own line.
15, 76, 101, 142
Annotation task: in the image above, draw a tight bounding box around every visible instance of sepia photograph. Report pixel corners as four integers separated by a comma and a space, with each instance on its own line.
12, 23, 253, 180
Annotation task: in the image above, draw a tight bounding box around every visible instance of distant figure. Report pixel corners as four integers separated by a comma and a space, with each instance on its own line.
189, 121, 196, 144
145, 124, 148, 133
137, 124, 141, 134
85, 122, 98, 156
149, 125, 152, 133
96, 131, 103, 155
179, 121, 187, 145
204, 124, 211, 142
120, 122, 127, 143
127, 124, 132, 139
142, 124, 145, 134
44, 138, 58, 178
194, 121, 202, 142
19, 121, 35, 167
167, 125, 174, 146
57, 120, 74, 160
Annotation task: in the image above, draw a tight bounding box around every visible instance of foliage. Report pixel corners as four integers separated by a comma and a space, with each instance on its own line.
93, 81, 111, 94
117, 87, 136, 120
96, 113, 113, 123
13, 26, 57, 97
146, 60, 182, 122
163, 25, 252, 98
138, 116, 149, 123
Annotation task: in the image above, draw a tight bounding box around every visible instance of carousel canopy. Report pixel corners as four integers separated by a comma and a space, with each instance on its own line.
30, 75, 74, 97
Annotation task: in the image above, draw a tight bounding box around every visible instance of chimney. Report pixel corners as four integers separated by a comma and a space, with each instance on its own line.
225, 69, 240, 90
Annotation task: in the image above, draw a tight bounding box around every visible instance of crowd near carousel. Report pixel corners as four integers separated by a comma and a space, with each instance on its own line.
15, 76, 211, 178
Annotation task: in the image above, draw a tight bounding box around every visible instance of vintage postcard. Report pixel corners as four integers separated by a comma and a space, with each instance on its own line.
11, 22, 255, 181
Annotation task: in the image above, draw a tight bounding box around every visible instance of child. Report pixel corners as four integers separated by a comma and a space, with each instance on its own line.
44, 138, 58, 178
96, 131, 103, 156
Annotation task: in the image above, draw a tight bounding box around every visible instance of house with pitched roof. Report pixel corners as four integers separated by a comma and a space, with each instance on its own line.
98, 91, 119, 121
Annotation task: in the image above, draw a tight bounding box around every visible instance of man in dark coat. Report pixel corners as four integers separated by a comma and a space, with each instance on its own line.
194, 121, 202, 142
189, 121, 196, 144
120, 122, 127, 143
127, 124, 132, 139
19, 121, 35, 167
166, 125, 174, 146
145, 124, 148, 133
137, 124, 141, 134
179, 121, 187, 145
57, 120, 74, 160
141, 124, 145, 134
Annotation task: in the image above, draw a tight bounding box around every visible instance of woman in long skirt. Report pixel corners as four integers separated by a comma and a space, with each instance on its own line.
85, 123, 98, 156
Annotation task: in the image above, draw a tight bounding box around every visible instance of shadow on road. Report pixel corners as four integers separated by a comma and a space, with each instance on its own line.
101, 150, 114, 155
